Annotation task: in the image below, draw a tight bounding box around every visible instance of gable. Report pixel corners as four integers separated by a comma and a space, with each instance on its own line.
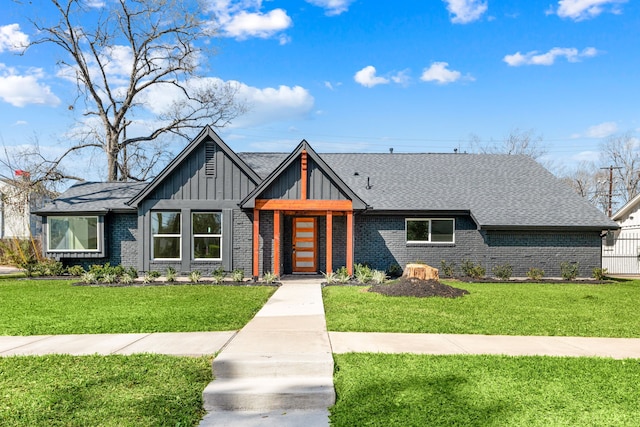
129, 126, 260, 206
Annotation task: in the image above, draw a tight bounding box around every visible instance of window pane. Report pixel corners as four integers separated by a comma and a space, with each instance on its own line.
49, 216, 98, 250
152, 212, 180, 234
432, 220, 454, 242
193, 213, 221, 234
194, 237, 221, 259
153, 236, 180, 259
407, 220, 429, 241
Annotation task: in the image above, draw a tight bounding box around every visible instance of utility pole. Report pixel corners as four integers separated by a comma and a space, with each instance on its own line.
600, 165, 622, 217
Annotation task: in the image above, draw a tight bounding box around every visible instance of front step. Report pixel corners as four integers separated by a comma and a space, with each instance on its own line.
203, 377, 336, 411
213, 353, 334, 379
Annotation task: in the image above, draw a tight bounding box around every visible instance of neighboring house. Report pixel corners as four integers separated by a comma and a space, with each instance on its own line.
36, 126, 617, 278
602, 194, 640, 274
0, 178, 48, 239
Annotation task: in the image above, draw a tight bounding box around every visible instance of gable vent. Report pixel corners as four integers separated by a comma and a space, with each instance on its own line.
205, 143, 216, 176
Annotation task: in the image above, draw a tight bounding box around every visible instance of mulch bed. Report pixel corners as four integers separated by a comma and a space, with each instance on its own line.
454, 276, 610, 284
368, 277, 470, 298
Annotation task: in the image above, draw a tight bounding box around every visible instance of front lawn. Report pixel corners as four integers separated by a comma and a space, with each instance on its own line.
0, 280, 275, 335
0, 354, 212, 426
323, 280, 640, 337
331, 353, 640, 426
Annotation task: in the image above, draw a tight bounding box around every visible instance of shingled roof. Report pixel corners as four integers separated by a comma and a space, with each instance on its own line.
35, 181, 147, 214
238, 152, 617, 230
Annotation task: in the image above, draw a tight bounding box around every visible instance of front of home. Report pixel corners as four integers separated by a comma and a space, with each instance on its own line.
36, 126, 617, 278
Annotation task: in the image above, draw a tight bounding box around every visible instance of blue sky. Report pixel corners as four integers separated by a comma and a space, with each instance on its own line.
1, 0, 639, 182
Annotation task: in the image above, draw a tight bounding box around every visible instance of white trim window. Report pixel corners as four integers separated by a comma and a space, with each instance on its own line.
48, 216, 99, 251
192, 212, 222, 260
152, 211, 181, 260
406, 218, 455, 244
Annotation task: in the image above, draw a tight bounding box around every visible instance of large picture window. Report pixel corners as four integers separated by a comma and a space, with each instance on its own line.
193, 212, 222, 260
152, 211, 181, 259
406, 218, 455, 243
48, 216, 99, 251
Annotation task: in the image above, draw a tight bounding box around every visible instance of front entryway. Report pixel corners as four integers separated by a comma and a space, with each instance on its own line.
293, 217, 317, 273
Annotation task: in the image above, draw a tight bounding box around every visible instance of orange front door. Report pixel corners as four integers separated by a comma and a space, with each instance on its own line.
293, 217, 317, 273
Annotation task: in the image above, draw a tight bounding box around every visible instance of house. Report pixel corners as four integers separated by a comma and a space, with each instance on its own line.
36, 126, 617, 278
0, 177, 49, 239
602, 194, 640, 274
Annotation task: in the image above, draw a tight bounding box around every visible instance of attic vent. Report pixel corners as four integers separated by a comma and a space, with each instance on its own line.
205, 143, 216, 176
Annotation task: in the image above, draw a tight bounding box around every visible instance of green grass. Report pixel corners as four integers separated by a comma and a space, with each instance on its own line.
331, 353, 640, 426
323, 280, 640, 337
0, 354, 212, 426
0, 280, 276, 335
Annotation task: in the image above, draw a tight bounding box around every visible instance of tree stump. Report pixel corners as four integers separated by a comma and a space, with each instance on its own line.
403, 263, 439, 281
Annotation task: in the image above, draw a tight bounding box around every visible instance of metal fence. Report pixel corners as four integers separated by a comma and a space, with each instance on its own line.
602, 233, 640, 275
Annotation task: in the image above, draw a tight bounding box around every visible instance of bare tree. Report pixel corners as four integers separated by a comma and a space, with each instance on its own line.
469, 128, 546, 159
560, 161, 609, 213
24, 0, 245, 181
601, 132, 640, 203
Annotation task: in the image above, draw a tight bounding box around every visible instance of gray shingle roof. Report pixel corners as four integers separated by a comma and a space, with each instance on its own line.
239, 152, 617, 230
35, 181, 147, 214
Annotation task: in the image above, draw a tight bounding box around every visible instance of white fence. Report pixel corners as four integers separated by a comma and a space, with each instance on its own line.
602, 233, 640, 275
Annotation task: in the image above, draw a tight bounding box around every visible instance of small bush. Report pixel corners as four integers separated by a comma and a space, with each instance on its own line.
560, 262, 579, 281
526, 267, 545, 281
188, 270, 201, 284
370, 270, 388, 284
81, 272, 97, 284
491, 263, 513, 281
165, 267, 177, 283
354, 263, 373, 284
120, 272, 134, 285
66, 265, 85, 276
148, 270, 161, 279
386, 263, 402, 278
34, 259, 65, 276
211, 267, 226, 284
461, 259, 486, 279
126, 266, 138, 279
142, 273, 154, 284
336, 266, 351, 284
262, 271, 277, 284
101, 273, 118, 284
440, 260, 456, 278
322, 271, 337, 284
592, 267, 608, 280
232, 269, 244, 282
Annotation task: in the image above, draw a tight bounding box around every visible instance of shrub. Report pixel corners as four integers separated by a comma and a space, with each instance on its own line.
101, 273, 117, 284
34, 259, 65, 276
491, 263, 513, 281
120, 272, 134, 285
148, 270, 161, 279
592, 267, 608, 280
322, 271, 337, 284
81, 272, 97, 284
560, 262, 579, 281
188, 270, 201, 283
165, 267, 177, 283
66, 265, 85, 276
440, 260, 456, 278
211, 267, 226, 284
371, 270, 388, 284
336, 266, 351, 284
232, 269, 244, 282
386, 263, 402, 278
126, 266, 138, 279
142, 273, 154, 284
461, 259, 486, 279
354, 263, 373, 284
526, 267, 545, 281
262, 271, 277, 284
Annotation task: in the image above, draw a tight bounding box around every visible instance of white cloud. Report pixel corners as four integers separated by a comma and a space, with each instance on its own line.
305, 0, 355, 16
554, 0, 627, 21
13, 121, 28, 126
0, 64, 60, 107
503, 47, 598, 66
0, 24, 29, 53
207, 0, 292, 41
442, 0, 488, 24
354, 66, 389, 88
420, 62, 471, 84
85, 0, 106, 8
391, 69, 411, 86
586, 122, 618, 138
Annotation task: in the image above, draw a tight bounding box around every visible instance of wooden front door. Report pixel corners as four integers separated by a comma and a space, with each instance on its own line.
292, 217, 317, 273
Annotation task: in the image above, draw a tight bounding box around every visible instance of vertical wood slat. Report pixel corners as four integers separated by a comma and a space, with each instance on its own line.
253, 209, 260, 278
326, 211, 333, 274
274, 210, 280, 277
346, 211, 353, 276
